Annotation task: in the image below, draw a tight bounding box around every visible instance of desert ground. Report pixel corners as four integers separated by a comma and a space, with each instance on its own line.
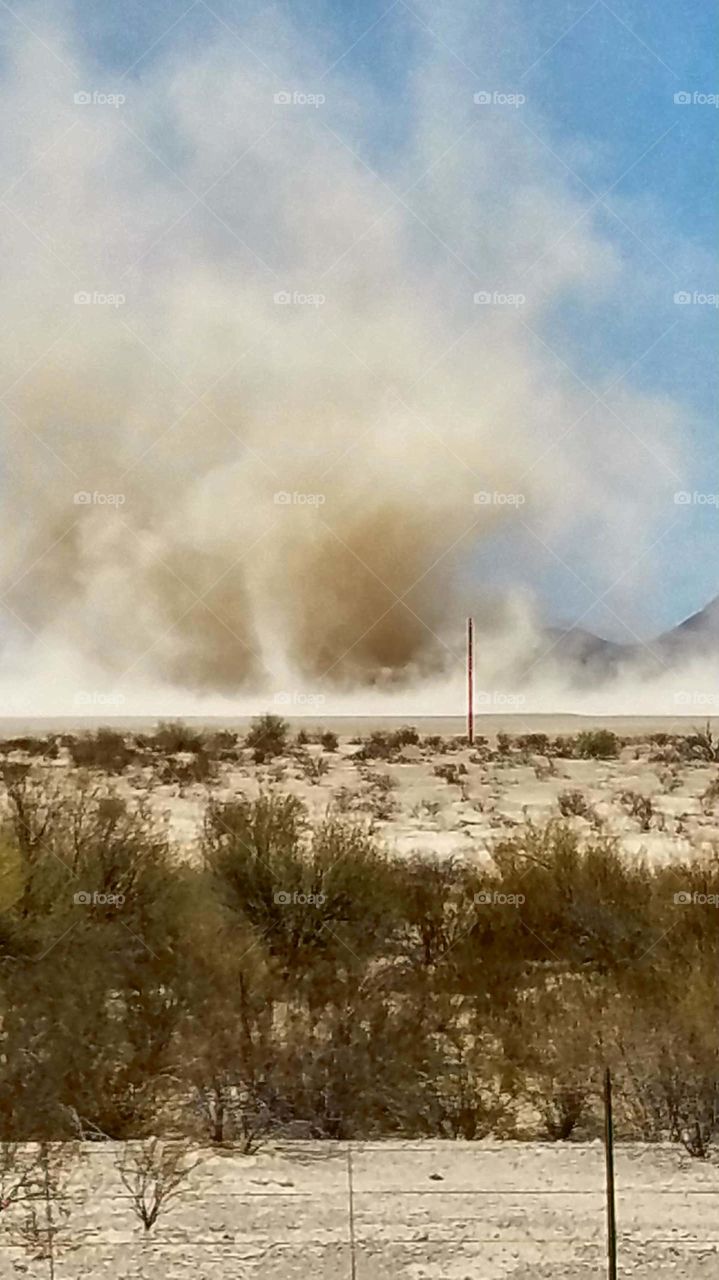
3, 1141, 719, 1279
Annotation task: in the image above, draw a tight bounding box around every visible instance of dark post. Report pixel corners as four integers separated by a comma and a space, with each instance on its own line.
467, 616, 474, 745
604, 1066, 617, 1280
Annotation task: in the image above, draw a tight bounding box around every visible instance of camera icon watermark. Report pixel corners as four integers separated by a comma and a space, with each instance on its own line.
273, 491, 326, 506
674, 91, 719, 107
674, 491, 719, 506
74, 491, 126, 506
474, 490, 526, 506
673, 290, 719, 307
473, 90, 526, 107
274, 890, 326, 906
674, 890, 719, 907
474, 890, 525, 906
74, 291, 125, 307
273, 90, 325, 108
273, 290, 326, 306
74, 890, 126, 907
474, 290, 525, 307
74, 90, 126, 108
476, 690, 527, 708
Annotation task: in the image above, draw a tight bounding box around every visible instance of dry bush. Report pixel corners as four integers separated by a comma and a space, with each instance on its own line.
557, 789, 593, 819
117, 1138, 201, 1230
620, 790, 655, 830
682, 722, 719, 763
294, 750, 330, 784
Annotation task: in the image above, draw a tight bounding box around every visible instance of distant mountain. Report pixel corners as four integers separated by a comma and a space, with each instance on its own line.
523, 596, 719, 684
654, 595, 719, 660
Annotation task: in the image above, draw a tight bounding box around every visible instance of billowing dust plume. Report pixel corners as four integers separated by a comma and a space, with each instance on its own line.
0, 3, 685, 709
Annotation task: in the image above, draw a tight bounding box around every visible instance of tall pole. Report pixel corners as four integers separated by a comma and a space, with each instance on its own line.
604, 1066, 618, 1280
467, 616, 474, 745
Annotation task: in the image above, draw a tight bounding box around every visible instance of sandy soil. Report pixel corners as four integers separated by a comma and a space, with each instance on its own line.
6, 1141, 718, 1279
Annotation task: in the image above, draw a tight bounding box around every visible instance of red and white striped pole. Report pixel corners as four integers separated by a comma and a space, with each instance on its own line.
467, 616, 474, 745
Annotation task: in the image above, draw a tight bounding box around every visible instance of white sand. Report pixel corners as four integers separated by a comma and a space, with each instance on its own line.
6, 1141, 718, 1278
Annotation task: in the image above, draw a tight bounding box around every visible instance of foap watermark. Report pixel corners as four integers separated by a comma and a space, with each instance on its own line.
274, 890, 326, 906
474, 490, 526, 506
674, 290, 719, 307
274, 290, 326, 306
674, 891, 719, 908
474, 290, 525, 307
674, 91, 719, 108
274, 490, 325, 506
74, 491, 126, 506
74, 890, 125, 907
474, 90, 526, 107
74, 90, 126, 108
674, 490, 719, 506
74, 291, 126, 307
476, 690, 526, 709
474, 890, 525, 907
274, 90, 325, 108
674, 690, 719, 709
75, 691, 126, 707
274, 691, 326, 708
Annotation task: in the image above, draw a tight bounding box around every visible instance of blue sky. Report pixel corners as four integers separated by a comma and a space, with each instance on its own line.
3, 0, 717, 651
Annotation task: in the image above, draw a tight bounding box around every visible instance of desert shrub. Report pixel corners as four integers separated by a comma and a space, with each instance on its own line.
557, 790, 593, 819
68, 728, 134, 773
320, 729, 339, 752
117, 1139, 200, 1230
356, 725, 419, 761
495, 733, 512, 755
434, 762, 467, 785
682, 722, 719, 763
361, 770, 399, 819
575, 730, 619, 759
203, 729, 240, 759
620, 790, 655, 830
609, 977, 719, 1156
246, 713, 289, 762
0, 735, 57, 758
505, 977, 606, 1141
146, 720, 204, 754
488, 822, 655, 973
204, 795, 400, 979
295, 751, 330, 784
155, 751, 216, 787
389, 724, 419, 748
516, 733, 550, 755
355, 730, 394, 761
